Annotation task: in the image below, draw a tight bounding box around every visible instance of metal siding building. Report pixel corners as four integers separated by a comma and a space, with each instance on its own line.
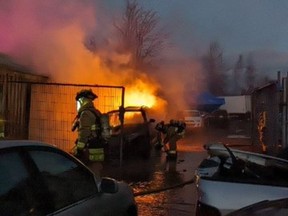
0, 55, 48, 139
251, 81, 280, 154
0, 54, 124, 153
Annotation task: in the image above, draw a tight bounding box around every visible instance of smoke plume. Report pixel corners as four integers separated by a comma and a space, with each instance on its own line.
0, 0, 204, 119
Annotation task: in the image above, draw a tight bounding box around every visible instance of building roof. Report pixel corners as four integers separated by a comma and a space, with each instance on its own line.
0, 53, 48, 80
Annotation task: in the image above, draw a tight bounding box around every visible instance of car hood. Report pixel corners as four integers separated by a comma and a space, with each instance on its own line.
195, 143, 288, 216
203, 143, 288, 170
196, 143, 288, 183
226, 197, 288, 216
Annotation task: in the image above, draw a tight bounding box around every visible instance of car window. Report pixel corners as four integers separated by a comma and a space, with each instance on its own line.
109, 112, 121, 127
0, 151, 36, 215
0, 152, 28, 195
109, 110, 145, 127
29, 150, 97, 211
124, 111, 144, 124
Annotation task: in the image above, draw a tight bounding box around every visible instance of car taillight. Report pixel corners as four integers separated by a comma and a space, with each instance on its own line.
196, 201, 221, 216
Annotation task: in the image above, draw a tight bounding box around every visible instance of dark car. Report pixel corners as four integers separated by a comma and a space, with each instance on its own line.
0, 140, 137, 216
107, 106, 156, 159
204, 109, 229, 128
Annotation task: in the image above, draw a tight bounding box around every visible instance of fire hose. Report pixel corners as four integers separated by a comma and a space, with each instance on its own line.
133, 177, 196, 197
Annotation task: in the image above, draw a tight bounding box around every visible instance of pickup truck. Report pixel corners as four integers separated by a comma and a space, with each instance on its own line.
106, 106, 156, 159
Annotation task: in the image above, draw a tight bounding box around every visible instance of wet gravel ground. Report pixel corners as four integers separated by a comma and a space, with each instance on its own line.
97, 120, 253, 215
101, 148, 205, 216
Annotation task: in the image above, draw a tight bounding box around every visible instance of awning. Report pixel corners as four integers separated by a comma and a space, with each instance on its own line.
186, 92, 225, 113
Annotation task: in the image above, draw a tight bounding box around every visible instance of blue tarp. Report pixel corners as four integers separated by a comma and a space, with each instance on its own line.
186, 92, 225, 113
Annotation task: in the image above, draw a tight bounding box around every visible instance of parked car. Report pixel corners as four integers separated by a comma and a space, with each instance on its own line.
179, 109, 204, 129
107, 106, 156, 159
195, 143, 288, 216
226, 197, 288, 216
0, 140, 137, 216
204, 109, 229, 128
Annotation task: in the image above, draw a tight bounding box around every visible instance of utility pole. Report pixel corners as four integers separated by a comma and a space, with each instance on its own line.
282, 73, 288, 149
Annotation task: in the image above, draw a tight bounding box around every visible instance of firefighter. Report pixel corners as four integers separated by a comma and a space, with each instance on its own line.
154, 120, 168, 150
163, 119, 186, 160
72, 89, 104, 177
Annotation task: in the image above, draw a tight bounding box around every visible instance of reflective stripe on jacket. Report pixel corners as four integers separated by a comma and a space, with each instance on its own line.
77, 101, 101, 145
88, 148, 104, 162
76, 141, 86, 150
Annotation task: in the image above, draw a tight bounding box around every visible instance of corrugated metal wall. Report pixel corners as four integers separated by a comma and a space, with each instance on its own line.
251, 82, 280, 154
0, 65, 48, 139
0, 62, 124, 153
28, 83, 124, 152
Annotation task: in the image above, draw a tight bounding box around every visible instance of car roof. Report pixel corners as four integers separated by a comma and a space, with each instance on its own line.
0, 140, 54, 150
183, 109, 200, 112
107, 106, 147, 113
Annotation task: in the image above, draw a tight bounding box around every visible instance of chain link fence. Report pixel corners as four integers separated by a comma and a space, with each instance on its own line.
1, 80, 124, 152
28, 82, 124, 152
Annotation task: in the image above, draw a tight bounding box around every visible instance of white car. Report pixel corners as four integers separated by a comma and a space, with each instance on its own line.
195, 143, 288, 216
0, 140, 137, 216
182, 110, 203, 128
227, 197, 288, 216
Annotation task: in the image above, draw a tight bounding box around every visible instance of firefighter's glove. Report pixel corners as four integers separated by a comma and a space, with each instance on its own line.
75, 148, 84, 159
71, 120, 79, 132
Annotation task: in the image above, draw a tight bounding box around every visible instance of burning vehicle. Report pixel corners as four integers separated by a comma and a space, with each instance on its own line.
195, 143, 288, 216
106, 106, 157, 159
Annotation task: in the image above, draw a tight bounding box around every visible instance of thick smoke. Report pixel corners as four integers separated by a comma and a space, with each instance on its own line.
0, 0, 205, 120
0, 0, 110, 83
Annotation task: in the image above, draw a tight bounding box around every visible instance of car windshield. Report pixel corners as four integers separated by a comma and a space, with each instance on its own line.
124, 111, 144, 124
109, 111, 144, 127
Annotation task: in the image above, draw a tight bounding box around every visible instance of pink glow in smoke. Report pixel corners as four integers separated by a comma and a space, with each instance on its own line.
0, 0, 98, 79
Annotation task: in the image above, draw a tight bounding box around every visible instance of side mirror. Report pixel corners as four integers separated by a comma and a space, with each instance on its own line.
100, 177, 118, 193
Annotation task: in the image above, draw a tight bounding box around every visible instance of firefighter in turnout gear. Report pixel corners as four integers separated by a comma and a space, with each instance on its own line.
163, 119, 186, 160
72, 89, 104, 177
154, 121, 168, 150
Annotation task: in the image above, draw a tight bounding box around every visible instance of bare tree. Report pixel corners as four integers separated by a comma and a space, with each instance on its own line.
245, 54, 256, 92
202, 41, 226, 96
114, 0, 167, 70
233, 54, 244, 94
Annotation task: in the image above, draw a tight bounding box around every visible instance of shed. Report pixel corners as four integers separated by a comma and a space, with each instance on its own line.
251, 81, 280, 154
0, 54, 48, 139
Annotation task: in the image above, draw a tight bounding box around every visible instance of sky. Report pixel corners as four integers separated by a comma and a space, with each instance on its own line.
141, 0, 288, 55
1, 0, 288, 112
95, 0, 288, 76
1, 0, 288, 75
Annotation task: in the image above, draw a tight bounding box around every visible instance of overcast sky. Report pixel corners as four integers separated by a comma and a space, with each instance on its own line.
92, 0, 288, 75
137, 0, 288, 56
1, 0, 288, 78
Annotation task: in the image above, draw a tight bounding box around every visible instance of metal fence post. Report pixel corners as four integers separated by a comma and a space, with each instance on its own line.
283, 76, 288, 149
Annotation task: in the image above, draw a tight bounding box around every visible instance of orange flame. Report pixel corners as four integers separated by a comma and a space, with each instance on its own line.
125, 90, 156, 108
125, 79, 157, 108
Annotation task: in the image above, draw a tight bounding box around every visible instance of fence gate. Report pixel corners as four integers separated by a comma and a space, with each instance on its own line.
27, 82, 124, 152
